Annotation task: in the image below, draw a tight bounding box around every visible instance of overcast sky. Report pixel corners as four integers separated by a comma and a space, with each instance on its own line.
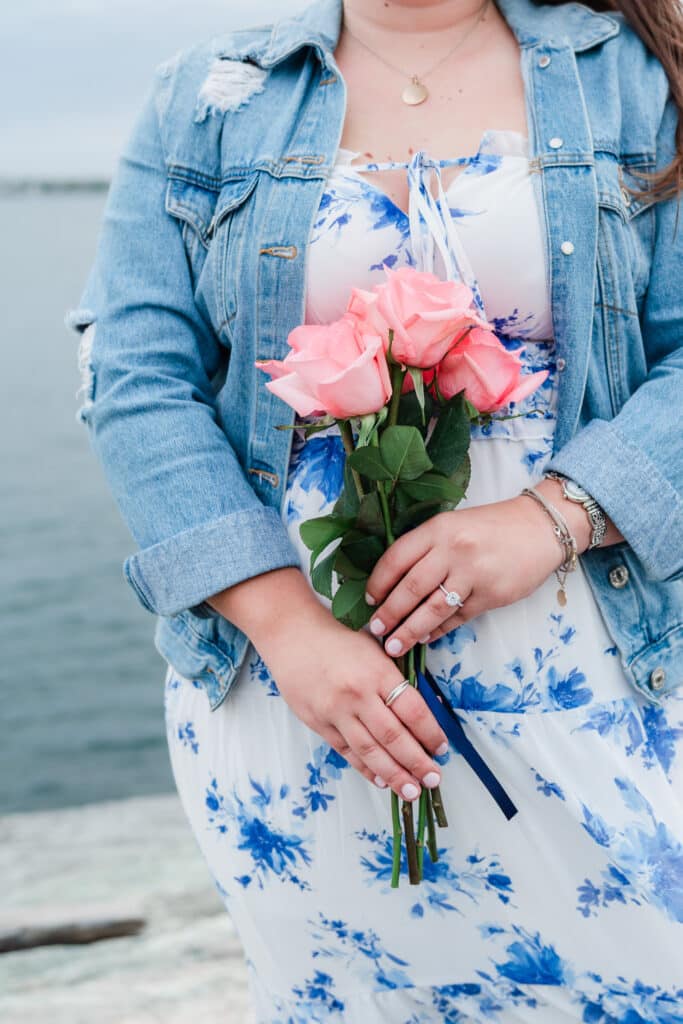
1, 1, 311, 179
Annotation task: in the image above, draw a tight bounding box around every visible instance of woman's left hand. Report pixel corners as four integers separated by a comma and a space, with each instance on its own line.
364, 492, 580, 657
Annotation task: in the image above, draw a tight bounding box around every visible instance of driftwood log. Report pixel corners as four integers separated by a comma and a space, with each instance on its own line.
0, 915, 146, 953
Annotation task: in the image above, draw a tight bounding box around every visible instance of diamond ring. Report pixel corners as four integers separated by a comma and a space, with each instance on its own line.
439, 583, 464, 608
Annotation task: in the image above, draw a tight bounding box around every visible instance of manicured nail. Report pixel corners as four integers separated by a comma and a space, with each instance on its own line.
435, 741, 449, 757
401, 782, 420, 800
374, 775, 387, 788
422, 771, 441, 788
419, 634, 431, 644
385, 638, 403, 656
365, 592, 377, 606
370, 618, 385, 636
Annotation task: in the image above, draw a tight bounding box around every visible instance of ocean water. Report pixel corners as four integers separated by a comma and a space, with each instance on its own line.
1, 192, 176, 814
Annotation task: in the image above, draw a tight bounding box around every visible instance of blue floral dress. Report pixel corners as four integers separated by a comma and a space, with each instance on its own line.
164, 130, 683, 1023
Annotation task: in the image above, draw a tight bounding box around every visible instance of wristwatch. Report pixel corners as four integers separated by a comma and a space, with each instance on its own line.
543, 472, 608, 549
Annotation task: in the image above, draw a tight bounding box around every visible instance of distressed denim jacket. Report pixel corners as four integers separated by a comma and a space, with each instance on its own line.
66, 0, 683, 711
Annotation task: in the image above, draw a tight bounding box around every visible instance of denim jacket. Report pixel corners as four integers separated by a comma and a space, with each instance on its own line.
66, 0, 683, 711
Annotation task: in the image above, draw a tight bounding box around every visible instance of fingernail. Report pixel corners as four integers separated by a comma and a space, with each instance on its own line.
365, 592, 377, 606
422, 771, 441, 788
385, 638, 403, 656
370, 618, 385, 636
419, 634, 431, 644
374, 775, 387, 788
401, 782, 420, 800
435, 741, 449, 756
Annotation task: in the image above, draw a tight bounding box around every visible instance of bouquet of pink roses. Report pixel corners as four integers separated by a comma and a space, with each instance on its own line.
257, 266, 547, 886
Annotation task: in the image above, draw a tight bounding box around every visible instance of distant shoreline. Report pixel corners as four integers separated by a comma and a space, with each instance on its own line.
0, 179, 110, 195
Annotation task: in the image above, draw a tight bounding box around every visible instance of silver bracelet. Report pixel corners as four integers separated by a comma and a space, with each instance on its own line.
520, 486, 578, 606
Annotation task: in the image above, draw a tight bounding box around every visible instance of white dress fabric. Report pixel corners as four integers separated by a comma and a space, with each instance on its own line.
163, 130, 683, 1023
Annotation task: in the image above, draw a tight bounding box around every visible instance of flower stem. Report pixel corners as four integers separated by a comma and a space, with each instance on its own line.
402, 799, 421, 884
410, 644, 427, 879
430, 784, 449, 828
416, 789, 427, 878
338, 418, 364, 500
390, 790, 402, 888
388, 363, 406, 427
426, 789, 439, 862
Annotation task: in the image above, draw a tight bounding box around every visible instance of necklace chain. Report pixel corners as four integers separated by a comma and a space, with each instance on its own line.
342, 0, 492, 85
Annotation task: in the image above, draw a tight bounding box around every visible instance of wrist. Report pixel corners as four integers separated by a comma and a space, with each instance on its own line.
207, 566, 330, 646
533, 476, 592, 555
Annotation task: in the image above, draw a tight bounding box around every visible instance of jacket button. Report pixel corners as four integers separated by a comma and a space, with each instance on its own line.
561, 241, 575, 255
538, 55, 551, 69
556, 357, 566, 371
649, 667, 666, 690
608, 564, 629, 588
549, 137, 564, 149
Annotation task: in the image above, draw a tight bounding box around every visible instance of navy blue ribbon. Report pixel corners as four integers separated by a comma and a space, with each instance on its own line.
416, 668, 518, 821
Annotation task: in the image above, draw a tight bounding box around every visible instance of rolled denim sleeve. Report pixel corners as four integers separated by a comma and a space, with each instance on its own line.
65, 72, 300, 617
545, 96, 683, 584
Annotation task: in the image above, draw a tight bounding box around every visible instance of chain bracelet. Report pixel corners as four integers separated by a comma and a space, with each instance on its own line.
520, 486, 578, 606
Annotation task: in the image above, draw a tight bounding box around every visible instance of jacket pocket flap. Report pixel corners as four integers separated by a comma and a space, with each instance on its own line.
208, 174, 260, 236
165, 177, 220, 246
595, 156, 656, 220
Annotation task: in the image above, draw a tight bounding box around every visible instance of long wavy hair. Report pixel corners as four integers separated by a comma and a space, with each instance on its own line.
533, 0, 683, 202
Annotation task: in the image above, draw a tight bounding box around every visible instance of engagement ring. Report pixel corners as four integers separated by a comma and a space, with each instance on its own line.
439, 583, 464, 608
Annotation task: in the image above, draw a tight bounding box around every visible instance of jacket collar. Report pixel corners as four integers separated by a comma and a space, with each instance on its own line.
221, 0, 620, 67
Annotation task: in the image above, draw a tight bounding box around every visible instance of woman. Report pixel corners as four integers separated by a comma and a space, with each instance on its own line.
67, 0, 683, 1019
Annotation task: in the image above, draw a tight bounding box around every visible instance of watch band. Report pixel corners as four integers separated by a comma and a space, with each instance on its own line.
543, 472, 608, 550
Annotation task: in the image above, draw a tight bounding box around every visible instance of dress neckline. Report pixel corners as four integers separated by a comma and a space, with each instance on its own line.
335, 128, 529, 172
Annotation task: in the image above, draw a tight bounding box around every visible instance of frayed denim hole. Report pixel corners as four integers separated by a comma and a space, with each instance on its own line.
75, 321, 97, 423
194, 57, 268, 123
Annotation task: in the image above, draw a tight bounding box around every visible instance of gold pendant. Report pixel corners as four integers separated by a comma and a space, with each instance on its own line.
557, 588, 567, 607
402, 75, 429, 106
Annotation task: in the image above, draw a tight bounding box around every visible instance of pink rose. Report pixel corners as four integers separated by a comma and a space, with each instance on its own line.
256, 314, 392, 419
435, 327, 549, 413
370, 266, 490, 369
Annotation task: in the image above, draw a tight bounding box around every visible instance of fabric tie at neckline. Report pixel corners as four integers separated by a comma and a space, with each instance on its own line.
416, 666, 519, 821
407, 149, 487, 317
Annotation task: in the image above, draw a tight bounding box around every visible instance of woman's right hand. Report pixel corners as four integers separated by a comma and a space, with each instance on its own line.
207, 567, 449, 802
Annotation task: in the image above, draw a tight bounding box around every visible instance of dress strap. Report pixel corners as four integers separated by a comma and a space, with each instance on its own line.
406, 150, 487, 317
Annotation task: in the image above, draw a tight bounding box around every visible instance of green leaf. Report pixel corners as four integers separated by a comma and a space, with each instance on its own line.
348, 446, 393, 481
333, 461, 362, 518
357, 491, 386, 535
356, 407, 388, 448
464, 397, 480, 420
300, 514, 354, 553
397, 389, 435, 434
393, 499, 454, 535
332, 578, 374, 630
449, 451, 471, 494
340, 530, 386, 574
400, 471, 467, 504
333, 548, 369, 581
407, 367, 426, 425
275, 417, 335, 435
380, 425, 433, 481
310, 546, 339, 600
427, 392, 471, 475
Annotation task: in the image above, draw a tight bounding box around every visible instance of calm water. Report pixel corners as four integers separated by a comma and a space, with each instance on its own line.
1, 193, 175, 813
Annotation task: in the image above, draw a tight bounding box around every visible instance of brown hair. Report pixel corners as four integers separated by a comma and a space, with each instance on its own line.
533, 1, 683, 203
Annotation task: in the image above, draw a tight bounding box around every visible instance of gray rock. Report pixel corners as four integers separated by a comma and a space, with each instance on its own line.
0, 793, 255, 1023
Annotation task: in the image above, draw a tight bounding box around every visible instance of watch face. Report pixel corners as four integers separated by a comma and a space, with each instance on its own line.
564, 479, 590, 502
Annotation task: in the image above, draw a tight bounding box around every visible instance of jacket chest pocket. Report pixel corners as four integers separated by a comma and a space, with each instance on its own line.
594, 156, 655, 413
165, 172, 260, 344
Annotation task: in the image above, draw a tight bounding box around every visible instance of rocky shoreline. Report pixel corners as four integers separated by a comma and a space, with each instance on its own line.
1, 793, 253, 1023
